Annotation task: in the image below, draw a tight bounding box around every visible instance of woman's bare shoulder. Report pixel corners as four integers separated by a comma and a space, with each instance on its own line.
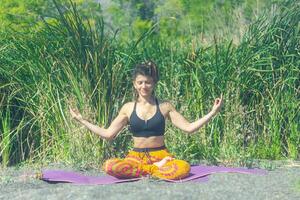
157, 99, 174, 110
120, 101, 135, 114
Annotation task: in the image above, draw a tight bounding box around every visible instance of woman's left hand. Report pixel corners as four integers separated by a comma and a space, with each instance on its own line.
153, 156, 174, 168
211, 94, 223, 115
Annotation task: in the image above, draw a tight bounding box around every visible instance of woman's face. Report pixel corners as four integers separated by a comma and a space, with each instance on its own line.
133, 74, 155, 98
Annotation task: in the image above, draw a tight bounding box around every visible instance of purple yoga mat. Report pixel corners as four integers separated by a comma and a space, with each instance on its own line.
164, 165, 267, 183
41, 165, 266, 185
42, 170, 142, 185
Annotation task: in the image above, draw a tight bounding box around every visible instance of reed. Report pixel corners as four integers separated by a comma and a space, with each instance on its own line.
0, 0, 298, 167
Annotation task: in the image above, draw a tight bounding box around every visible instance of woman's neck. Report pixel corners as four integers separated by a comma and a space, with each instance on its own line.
137, 95, 155, 105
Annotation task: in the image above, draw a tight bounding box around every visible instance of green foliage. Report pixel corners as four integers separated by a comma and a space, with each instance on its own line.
105, 0, 274, 42
0, 0, 100, 31
0, 0, 299, 167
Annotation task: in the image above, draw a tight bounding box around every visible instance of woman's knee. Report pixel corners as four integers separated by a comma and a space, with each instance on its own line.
153, 159, 190, 180
102, 158, 123, 172
102, 159, 141, 178
175, 159, 191, 175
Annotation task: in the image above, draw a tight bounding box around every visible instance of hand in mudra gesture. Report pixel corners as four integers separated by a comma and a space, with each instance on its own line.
211, 94, 223, 115
69, 107, 83, 121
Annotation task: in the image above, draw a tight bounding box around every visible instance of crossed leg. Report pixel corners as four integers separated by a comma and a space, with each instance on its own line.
102, 158, 143, 179
102, 150, 190, 180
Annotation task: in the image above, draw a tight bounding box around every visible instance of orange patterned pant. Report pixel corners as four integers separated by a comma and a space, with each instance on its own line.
102, 147, 190, 180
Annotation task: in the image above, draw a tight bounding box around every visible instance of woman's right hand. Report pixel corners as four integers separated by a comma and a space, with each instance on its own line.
69, 107, 83, 122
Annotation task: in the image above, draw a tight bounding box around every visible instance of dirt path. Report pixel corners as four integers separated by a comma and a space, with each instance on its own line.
0, 163, 299, 200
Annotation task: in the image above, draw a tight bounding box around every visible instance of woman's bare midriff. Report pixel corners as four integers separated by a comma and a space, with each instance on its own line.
133, 136, 165, 148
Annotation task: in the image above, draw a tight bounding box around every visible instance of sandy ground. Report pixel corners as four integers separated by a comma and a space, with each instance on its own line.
0, 162, 300, 200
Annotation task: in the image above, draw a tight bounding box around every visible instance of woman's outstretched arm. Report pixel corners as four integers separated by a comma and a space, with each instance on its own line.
167, 95, 223, 134
69, 103, 130, 141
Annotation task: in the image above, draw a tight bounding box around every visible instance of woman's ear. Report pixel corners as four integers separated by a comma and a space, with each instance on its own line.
132, 81, 136, 89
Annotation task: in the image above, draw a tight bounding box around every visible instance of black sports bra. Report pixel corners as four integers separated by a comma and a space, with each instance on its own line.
129, 98, 165, 137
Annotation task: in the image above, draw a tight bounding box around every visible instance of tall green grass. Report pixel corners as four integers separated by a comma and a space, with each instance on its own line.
0, 0, 299, 167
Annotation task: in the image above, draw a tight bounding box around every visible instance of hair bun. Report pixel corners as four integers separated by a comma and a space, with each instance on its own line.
132, 60, 159, 83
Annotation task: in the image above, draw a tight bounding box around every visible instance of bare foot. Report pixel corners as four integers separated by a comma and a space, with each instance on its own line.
153, 156, 174, 168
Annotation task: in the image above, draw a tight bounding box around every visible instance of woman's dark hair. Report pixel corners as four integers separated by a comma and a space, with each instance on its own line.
132, 61, 159, 83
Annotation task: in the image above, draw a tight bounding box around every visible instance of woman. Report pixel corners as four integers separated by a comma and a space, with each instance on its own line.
70, 61, 223, 180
